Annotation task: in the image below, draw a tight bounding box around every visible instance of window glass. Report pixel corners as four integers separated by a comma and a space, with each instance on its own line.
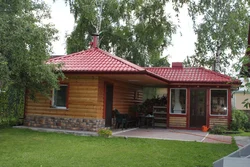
211, 90, 227, 115
170, 89, 186, 114
53, 85, 68, 108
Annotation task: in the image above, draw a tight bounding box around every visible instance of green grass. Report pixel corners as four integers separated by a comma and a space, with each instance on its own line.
227, 131, 250, 137
0, 128, 238, 167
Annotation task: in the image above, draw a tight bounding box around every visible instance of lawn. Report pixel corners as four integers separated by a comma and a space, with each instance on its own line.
0, 128, 237, 167
230, 131, 250, 137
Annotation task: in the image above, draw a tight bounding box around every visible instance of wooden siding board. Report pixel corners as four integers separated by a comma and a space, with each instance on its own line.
209, 117, 228, 127
169, 116, 187, 128
98, 77, 143, 117
26, 75, 100, 119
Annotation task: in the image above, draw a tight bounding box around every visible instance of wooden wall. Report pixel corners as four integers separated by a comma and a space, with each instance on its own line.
169, 116, 187, 128
98, 77, 143, 117
209, 117, 228, 128
26, 75, 100, 119
26, 74, 143, 120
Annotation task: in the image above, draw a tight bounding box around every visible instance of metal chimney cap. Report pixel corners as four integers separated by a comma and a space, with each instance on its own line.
92, 33, 99, 36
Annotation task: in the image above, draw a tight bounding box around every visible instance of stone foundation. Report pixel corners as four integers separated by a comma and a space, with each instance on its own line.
24, 115, 105, 132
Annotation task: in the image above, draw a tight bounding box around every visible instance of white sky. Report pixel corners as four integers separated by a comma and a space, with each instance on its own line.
45, 0, 196, 64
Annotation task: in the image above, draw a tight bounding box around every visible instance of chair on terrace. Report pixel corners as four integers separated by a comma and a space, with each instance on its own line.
113, 109, 136, 130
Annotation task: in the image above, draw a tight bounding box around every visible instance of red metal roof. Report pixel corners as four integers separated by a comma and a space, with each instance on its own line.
48, 47, 240, 85
48, 48, 145, 72
146, 67, 240, 84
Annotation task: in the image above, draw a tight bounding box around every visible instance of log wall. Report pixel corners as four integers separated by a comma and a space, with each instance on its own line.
209, 117, 228, 128
169, 116, 187, 128
98, 77, 143, 117
25, 75, 143, 122
25, 75, 100, 119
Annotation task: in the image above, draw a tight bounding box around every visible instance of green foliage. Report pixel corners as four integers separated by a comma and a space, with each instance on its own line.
230, 109, 249, 131
241, 98, 250, 109
0, 0, 64, 98
185, 0, 249, 73
209, 125, 227, 134
0, 56, 10, 89
97, 128, 112, 137
244, 121, 250, 131
0, 87, 24, 128
64, 0, 183, 67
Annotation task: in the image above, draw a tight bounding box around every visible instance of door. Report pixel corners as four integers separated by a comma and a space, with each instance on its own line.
105, 84, 113, 127
190, 89, 206, 128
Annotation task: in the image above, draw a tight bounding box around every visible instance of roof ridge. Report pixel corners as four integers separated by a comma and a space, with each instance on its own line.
199, 67, 232, 80
146, 66, 241, 84
96, 48, 145, 71
145, 67, 171, 69
48, 49, 92, 62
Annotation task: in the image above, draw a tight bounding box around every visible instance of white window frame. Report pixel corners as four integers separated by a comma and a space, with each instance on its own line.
52, 84, 68, 109
169, 88, 187, 115
210, 89, 228, 116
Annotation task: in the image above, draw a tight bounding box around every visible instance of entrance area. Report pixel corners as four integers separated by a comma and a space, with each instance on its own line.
190, 89, 206, 128
105, 84, 113, 127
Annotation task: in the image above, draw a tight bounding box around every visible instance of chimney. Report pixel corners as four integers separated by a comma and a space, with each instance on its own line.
91, 33, 99, 48
172, 62, 183, 68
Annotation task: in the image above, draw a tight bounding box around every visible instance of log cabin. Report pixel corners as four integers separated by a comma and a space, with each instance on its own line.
24, 35, 241, 131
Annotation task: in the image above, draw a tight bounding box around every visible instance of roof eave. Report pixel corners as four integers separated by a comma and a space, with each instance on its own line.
62, 70, 170, 84
168, 81, 241, 86
63, 70, 146, 74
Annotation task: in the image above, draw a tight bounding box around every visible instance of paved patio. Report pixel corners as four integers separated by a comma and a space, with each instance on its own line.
14, 126, 250, 147
113, 128, 232, 144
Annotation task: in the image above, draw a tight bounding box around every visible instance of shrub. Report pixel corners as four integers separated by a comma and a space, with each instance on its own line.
244, 121, 250, 131
97, 128, 112, 137
209, 125, 227, 134
230, 109, 249, 131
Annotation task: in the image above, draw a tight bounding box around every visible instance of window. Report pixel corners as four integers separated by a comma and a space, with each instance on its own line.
52, 84, 68, 109
170, 88, 186, 114
211, 89, 228, 116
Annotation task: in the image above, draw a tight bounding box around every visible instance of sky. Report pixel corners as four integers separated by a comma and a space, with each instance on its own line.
45, 0, 196, 64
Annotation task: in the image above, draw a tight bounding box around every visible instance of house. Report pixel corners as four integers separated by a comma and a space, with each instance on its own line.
232, 78, 250, 113
233, 24, 250, 113
24, 35, 241, 131
24, 35, 168, 131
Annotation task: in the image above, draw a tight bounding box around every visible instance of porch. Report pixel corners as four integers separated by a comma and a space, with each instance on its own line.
115, 86, 232, 130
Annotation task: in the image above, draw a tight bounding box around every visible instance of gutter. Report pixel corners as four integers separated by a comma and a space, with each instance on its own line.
64, 70, 170, 84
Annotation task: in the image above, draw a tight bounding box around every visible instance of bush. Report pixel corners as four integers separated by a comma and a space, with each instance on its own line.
230, 110, 249, 131
0, 117, 22, 129
0, 88, 24, 129
209, 125, 227, 134
97, 128, 112, 137
244, 121, 250, 131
